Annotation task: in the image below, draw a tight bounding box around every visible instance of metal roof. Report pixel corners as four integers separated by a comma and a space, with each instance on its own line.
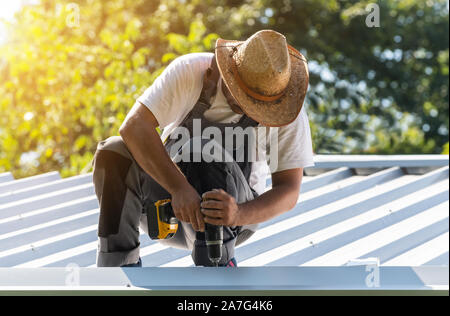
0, 266, 448, 295
0, 155, 448, 268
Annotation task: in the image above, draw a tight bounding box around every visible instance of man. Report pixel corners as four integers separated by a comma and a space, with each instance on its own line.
92, 30, 314, 267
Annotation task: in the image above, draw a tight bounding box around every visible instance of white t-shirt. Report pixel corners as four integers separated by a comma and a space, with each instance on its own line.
137, 53, 314, 194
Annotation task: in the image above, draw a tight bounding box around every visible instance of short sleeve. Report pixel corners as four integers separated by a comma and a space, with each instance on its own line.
137, 53, 212, 129
269, 106, 315, 173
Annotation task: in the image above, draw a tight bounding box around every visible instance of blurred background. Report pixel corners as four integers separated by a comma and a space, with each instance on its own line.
0, 0, 448, 179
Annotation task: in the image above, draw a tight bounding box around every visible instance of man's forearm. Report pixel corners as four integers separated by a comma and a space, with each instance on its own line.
120, 103, 205, 231
236, 184, 299, 226
119, 109, 188, 195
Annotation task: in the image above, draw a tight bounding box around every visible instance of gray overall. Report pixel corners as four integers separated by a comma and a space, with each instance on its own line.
93, 55, 259, 267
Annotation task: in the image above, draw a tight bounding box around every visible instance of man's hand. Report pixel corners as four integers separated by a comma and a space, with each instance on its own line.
171, 182, 204, 232
200, 189, 240, 227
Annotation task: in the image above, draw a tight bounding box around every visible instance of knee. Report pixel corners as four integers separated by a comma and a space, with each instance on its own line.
94, 137, 131, 171
96, 136, 129, 157
93, 138, 133, 187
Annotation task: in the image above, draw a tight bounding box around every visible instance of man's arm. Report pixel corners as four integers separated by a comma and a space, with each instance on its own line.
201, 168, 303, 226
119, 102, 205, 232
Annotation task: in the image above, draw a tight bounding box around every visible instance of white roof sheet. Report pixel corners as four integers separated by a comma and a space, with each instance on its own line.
0, 155, 448, 268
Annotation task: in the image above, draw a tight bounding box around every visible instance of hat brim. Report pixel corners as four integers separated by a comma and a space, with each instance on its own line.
215, 38, 309, 127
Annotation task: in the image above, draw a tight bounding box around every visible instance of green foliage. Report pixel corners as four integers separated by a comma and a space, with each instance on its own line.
0, 0, 448, 178
167, 19, 219, 55
255, 0, 449, 154
442, 142, 449, 155
0, 0, 217, 178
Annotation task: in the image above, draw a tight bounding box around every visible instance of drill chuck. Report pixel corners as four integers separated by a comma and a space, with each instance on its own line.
205, 224, 223, 266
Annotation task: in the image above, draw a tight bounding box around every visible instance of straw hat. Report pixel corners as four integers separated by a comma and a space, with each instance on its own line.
215, 30, 309, 127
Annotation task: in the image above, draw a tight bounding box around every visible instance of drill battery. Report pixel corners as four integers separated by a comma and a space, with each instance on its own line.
146, 199, 178, 240
146, 197, 223, 266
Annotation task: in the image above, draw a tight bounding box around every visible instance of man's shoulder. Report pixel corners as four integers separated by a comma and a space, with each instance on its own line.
171, 52, 214, 69
273, 106, 308, 132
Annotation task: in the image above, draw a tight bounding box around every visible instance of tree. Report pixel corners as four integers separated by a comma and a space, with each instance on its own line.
0, 0, 217, 177
0, 0, 448, 178
226, 0, 448, 153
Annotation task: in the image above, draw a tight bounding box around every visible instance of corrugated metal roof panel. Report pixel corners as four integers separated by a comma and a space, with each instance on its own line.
0, 266, 448, 295
0, 173, 14, 184
0, 172, 61, 195
0, 155, 448, 268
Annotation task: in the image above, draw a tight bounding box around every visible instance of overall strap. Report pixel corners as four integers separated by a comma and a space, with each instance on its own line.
188, 53, 259, 127
177, 55, 220, 123
237, 113, 259, 128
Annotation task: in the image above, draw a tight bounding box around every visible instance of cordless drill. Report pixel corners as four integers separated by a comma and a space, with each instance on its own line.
146, 199, 223, 266
147, 199, 178, 240
204, 223, 223, 267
